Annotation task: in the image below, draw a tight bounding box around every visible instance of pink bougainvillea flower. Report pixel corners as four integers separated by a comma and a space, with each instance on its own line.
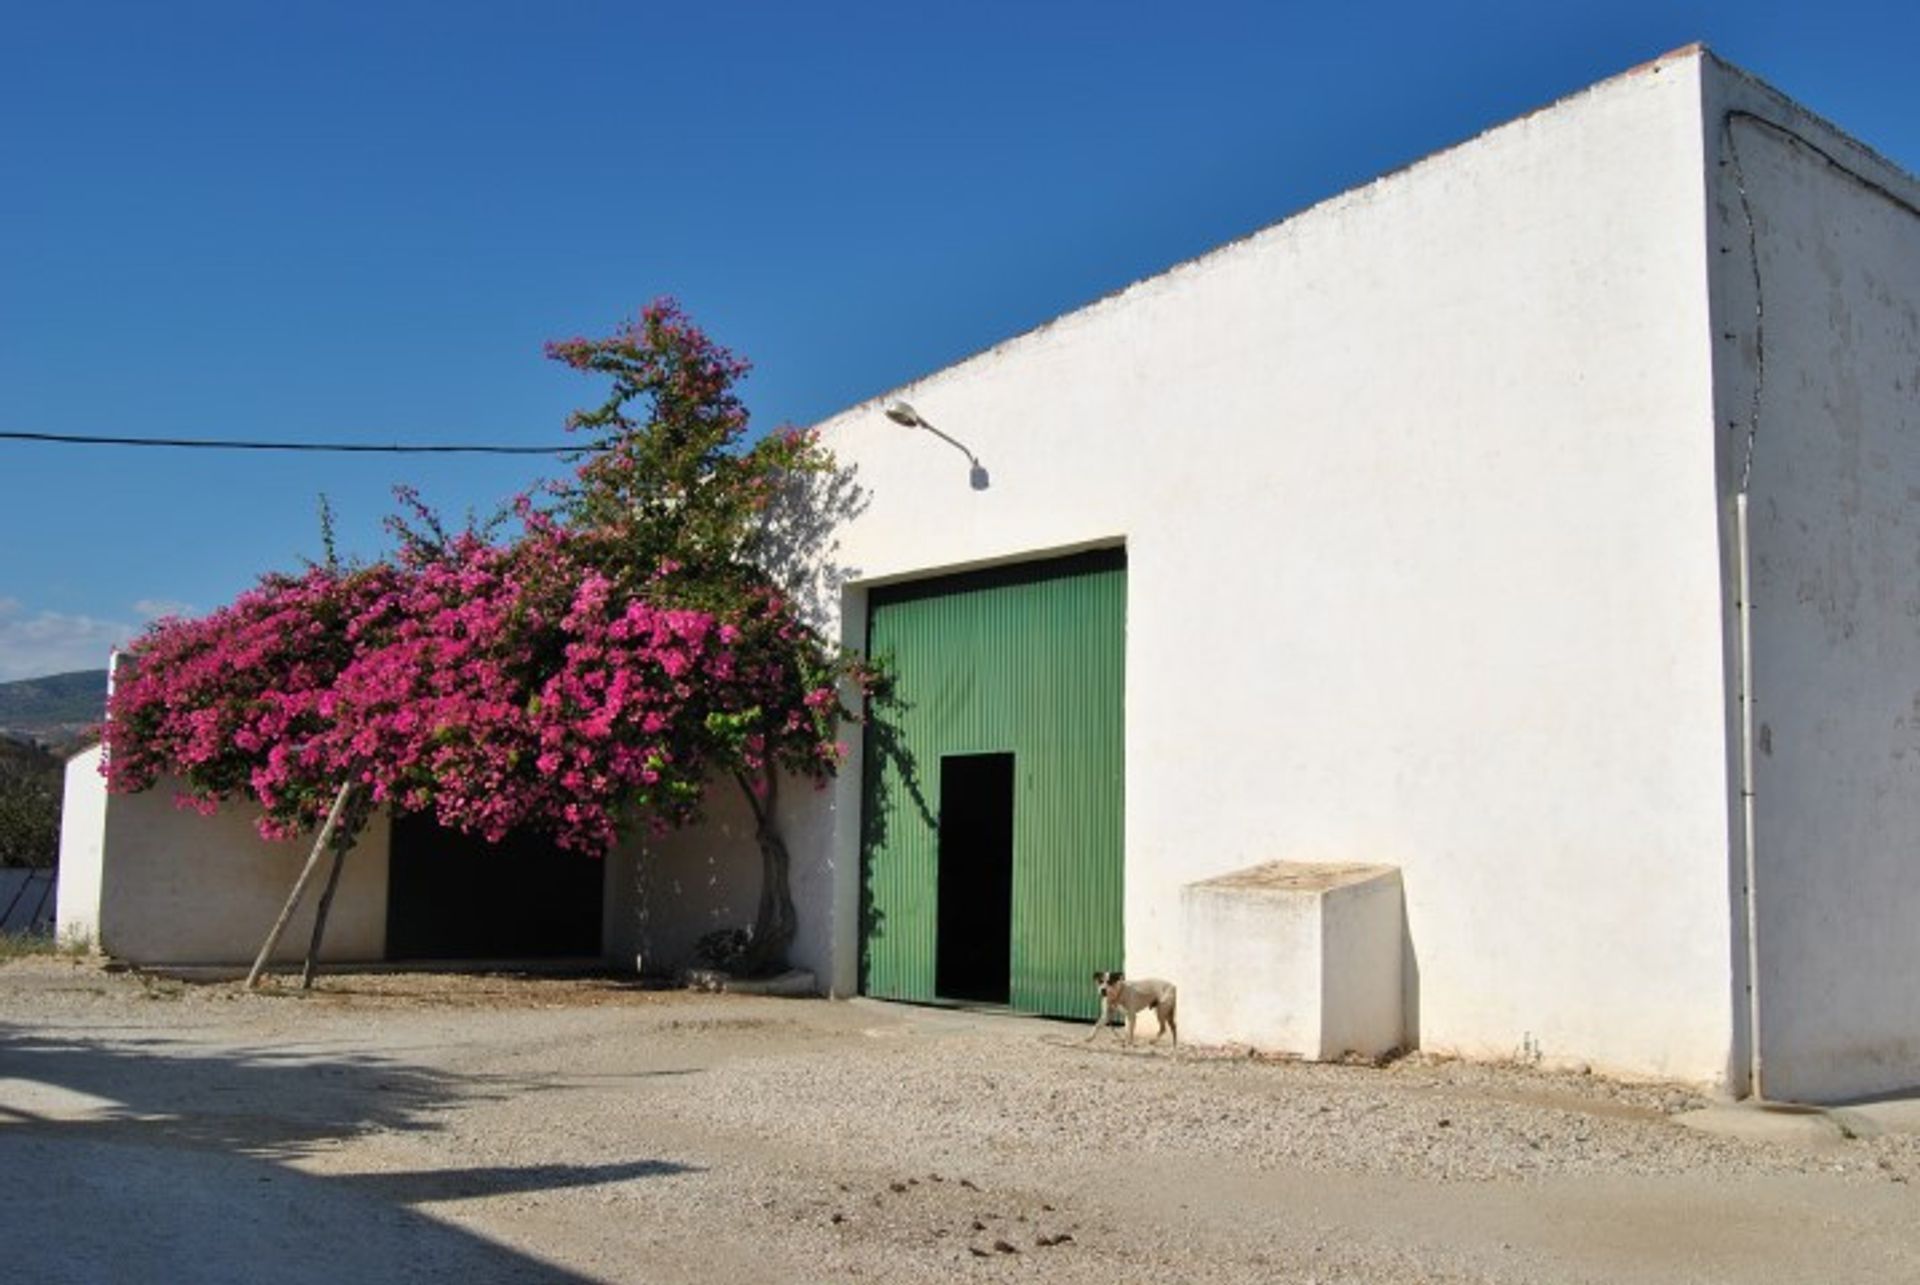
104, 301, 876, 890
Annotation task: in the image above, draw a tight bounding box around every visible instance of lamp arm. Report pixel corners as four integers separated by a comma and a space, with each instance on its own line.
920, 422, 979, 467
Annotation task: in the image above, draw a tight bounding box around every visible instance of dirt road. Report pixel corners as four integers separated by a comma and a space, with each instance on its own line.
1, 958, 1915, 1283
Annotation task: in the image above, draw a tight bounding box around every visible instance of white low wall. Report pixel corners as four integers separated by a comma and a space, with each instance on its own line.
606, 772, 837, 985
96, 782, 390, 966
56, 746, 107, 949
607, 780, 762, 977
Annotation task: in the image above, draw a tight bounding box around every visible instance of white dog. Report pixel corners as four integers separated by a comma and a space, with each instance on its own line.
1087, 970, 1177, 1046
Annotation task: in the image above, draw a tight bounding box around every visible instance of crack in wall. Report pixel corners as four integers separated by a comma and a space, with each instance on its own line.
1722, 108, 1920, 494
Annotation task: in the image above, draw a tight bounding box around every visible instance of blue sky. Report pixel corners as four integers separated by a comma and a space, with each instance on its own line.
3, 2, 1917, 680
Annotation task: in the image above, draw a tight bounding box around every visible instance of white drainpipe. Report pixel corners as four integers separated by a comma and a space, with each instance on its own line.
1734, 491, 1763, 1099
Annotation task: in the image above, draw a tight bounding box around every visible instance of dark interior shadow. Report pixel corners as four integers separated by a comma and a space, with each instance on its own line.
0, 1026, 693, 1284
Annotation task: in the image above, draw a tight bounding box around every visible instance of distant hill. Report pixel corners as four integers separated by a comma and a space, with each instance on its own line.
0, 669, 109, 753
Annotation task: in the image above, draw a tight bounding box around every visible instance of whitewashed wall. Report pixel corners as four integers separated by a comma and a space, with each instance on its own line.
606, 780, 762, 976
607, 773, 844, 982
92, 780, 390, 966
1707, 60, 1920, 1101
55, 746, 107, 948
801, 48, 1739, 1083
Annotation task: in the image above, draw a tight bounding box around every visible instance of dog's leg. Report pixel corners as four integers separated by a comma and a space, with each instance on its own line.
1153, 999, 1177, 1045
1086, 1000, 1111, 1042
1124, 1009, 1138, 1045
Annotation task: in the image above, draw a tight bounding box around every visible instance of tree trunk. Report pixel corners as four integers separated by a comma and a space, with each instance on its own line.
246, 782, 355, 989
299, 830, 357, 990
733, 768, 796, 977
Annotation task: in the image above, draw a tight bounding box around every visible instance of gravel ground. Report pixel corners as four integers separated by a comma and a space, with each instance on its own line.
2, 957, 1917, 1284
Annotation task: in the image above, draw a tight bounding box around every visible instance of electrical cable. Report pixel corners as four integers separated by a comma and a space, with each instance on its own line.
0, 430, 577, 455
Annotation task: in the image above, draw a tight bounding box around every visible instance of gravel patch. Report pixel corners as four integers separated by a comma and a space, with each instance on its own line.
2, 958, 1916, 1284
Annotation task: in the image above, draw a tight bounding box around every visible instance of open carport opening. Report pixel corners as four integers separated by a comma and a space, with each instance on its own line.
935, 752, 1015, 1004
385, 813, 603, 961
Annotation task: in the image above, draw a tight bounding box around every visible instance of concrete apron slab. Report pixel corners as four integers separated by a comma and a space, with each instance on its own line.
1677, 1093, 1920, 1145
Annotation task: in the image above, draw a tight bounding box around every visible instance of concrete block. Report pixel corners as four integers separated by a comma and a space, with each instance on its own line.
1180, 861, 1403, 1059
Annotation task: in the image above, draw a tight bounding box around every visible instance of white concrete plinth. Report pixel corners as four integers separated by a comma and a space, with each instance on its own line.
1181, 861, 1403, 1059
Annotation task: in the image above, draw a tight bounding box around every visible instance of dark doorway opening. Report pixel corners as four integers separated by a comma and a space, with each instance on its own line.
386, 813, 603, 961
936, 752, 1015, 1004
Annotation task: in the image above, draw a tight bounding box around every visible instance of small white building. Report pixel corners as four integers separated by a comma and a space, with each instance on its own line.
61, 46, 1920, 1103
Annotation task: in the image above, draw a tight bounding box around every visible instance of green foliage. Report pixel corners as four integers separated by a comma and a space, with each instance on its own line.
544, 300, 874, 789
0, 930, 61, 960
0, 741, 60, 869
546, 302, 839, 606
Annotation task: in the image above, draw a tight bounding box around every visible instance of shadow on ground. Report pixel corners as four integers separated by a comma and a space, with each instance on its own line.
0, 1025, 695, 1284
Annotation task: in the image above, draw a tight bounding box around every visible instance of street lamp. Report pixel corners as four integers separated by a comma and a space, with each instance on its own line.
884, 400, 989, 491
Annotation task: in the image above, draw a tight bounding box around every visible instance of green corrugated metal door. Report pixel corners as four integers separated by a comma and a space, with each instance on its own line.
861, 548, 1125, 1018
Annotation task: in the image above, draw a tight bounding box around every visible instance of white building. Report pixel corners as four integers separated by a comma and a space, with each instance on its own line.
61, 47, 1920, 1103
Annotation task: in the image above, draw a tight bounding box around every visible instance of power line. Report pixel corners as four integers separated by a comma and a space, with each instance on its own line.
0, 429, 579, 456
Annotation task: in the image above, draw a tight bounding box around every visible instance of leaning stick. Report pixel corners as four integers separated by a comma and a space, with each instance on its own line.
245, 782, 354, 990
299, 835, 353, 990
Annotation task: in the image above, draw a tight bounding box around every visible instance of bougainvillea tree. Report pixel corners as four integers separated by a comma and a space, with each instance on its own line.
105, 301, 866, 979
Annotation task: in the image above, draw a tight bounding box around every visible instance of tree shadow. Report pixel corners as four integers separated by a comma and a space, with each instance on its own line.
752, 455, 870, 629
0, 1025, 696, 1284
0, 1028, 462, 1158
334, 1157, 692, 1203
857, 676, 936, 987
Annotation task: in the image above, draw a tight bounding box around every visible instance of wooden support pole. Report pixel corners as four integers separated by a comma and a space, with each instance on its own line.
245, 782, 354, 990
300, 836, 352, 990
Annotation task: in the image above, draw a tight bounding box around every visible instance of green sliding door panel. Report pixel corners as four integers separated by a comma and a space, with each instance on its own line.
861, 548, 1125, 1019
